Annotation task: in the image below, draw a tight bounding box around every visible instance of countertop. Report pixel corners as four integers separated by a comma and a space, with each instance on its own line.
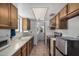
0, 36, 33, 56
50, 37, 56, 41
59, 36, 79, 41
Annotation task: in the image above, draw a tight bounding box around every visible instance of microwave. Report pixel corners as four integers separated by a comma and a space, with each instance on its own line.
0, 35, 11, 51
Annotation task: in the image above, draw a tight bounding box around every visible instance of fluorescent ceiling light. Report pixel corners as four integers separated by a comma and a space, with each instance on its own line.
32, 8, 47, 20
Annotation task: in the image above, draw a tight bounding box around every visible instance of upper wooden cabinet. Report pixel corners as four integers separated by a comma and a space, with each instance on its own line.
22, 18, 27, 31
60, 4, 68, 18
55, 15, 59, 29
27, 18, 30, 30
22, 18, 30, 31
0, 3, 18, 29
68, 3, 79, 14
10, 4, 18, 29
50, 3, 79, 29
49, 16, 56, 29
0, 3, 10, 28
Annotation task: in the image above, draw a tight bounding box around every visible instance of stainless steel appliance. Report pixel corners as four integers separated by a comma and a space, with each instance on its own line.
0, 35, 10, 51
56, 36, 79, 56
56, 37, 67, 55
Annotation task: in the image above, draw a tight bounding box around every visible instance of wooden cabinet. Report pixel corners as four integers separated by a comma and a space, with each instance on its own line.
22, 18, 27, 31
52, 16, 56, 26
0, 3, 10, 28
12, 37, 34, 56
0, 3, 18, 29
29, 40, 31, 53
22, 18, 30, 31
13, 37, 34, 56
27, 18, 30, 30
55, 15, 60, 29
26, 41, 30, 56
55, 14, 68, 29
29, 39, 33, 53
59, 20, 68, 29
68, 3, 79, 14
21, 44, 27, 56
13, 49, 21, 56
10, 4, 18, 29
60, 4, 68, 18
50, 16, 56, 29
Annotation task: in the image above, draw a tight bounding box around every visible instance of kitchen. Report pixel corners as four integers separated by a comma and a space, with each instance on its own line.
0, 3, 79, 56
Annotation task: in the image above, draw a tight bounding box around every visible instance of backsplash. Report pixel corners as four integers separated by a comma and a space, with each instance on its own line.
0, 29, 10, 40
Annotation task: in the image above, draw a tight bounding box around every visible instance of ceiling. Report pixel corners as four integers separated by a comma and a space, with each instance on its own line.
13, 3, 67, 20
32, 7, 47, 20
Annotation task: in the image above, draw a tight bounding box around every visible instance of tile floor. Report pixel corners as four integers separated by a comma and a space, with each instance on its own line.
30, 40, 49, 56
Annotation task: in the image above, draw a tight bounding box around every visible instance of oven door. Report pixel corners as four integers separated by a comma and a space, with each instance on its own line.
56, 37, 67, 55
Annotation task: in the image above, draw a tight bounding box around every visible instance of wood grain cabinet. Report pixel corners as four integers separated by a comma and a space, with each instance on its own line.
22, 18, 27, 31
60, 4, 68, 18
52, 17, 56, 27
55, 15, 59, 29
68, 3, 79, 14
29, 39, 33, 53
22, 18, 30, 31
50, 16, 56, 29
13, 37, 34, 56
21, 44, 27, 56
10, 4, 18, 29
50, 3, 79, 29
13, 49, 21, 56
26, 41, 30, 56
56, 14, 68, 29
0, 3, 10, 28
59, 20, 68, 29
0, 3, 18, 29
29, 40, 31, 53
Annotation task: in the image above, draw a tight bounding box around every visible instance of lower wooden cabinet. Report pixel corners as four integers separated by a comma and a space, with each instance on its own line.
26, 41, 30, 56
21, 44, 27, 56
13, 37, 34, 56
29, 40, 32, 53
13, 49, 21, 56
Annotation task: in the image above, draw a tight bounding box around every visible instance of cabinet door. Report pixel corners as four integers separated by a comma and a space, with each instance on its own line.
27, 19, 30, 30
10, 4, 18, 29
55, 14, 68, 29
29, 39, 32, 53
68, 3, 79, 14
26, 41, 30, 56
21, 44, 27, 56
60, 20, 68, 29
13, 49, 21, 56
22, 18, 27, 31
55, 15, 60, 29
0, 3, 10, 28
52, 17, 56, 27
60, 5, 67, 18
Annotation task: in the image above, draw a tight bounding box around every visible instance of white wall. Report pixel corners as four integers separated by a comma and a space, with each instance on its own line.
55, 16, 79, 38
